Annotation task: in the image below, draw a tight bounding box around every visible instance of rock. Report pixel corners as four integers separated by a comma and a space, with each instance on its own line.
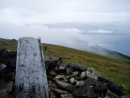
66, 62, 74, 75
80, 71, 86, 79
48, 69, 57, 76
0, 81, 13, 92
98, 76, 123, 95
73, 63, 87, 71
47, 75, 55, 81
71, 71, 79, 77
0, 63, 7, 73
0, 79, 6, 85
5, 50, 17, 56
55, 64, 66, 71
55, 81, 74, 91
105, 89, 119, 98
54, 75, 68, 83
52, 88, 68, 96
60, 94, 75, 98
69, 78, 76, 84
50, 91, 58, 98
74, 77, 100, 98
86, 68, 102, 80
45, 57, 62, 69
76, 80, 85, 87
93, 83, 107, 91
5, 72, 15, 81
121, 95, 130, 98
0, 48, 5, 56
44, 46, 49, 50
0, 90, 10, 98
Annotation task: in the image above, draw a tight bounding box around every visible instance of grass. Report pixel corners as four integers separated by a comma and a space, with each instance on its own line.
42, 43, 130, 95
0, 39, 130, 95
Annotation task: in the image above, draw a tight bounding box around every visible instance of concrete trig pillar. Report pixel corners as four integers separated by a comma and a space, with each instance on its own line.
15, 37, 49, 98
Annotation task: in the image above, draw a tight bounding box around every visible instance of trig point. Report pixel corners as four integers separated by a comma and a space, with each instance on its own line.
15, 37, 49, 98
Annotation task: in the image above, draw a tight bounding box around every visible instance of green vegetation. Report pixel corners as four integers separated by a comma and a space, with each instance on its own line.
42, 43, 130, 95
0, 39, 130, 94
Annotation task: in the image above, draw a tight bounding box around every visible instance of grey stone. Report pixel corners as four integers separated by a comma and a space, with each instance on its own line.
121, 95, 130, 98
0, 63, 7, 73
98, 76, 123, 95
66, 62, 74, 75
86, 68, 102, 80
6, 50, 17, 56
73, 63, 87, 71
52, 88, 68, 96
80, 71, 86, 79
55, 80, 74, 91
55, 64, 66, 71
76, 80, 85, 87
93, 83, 107, 91
6, 72, 15, 80
60, 94, 75, 98
50, 91, 57, 98
54, 75, 68, 83
0, 48, 5, 56
70, 71, 79, 77
48, 69, 57, 76
0, 81, 13, 92
74, 77, 100, 98
69, 78, 76, 84
105, 89, 119, 98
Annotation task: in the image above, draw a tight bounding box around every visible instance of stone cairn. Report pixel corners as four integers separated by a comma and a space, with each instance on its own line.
0, 38, 130, 98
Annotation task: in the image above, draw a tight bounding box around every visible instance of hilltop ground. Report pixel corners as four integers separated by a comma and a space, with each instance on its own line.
0, 39, 130, 94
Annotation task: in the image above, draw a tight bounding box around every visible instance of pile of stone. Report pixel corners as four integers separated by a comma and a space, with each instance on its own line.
46, 60, 126, 98
0, 48, 16, 97
0, 48, 130, 98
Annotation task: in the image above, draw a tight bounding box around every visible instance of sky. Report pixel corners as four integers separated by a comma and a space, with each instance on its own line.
0, 0, 130, 56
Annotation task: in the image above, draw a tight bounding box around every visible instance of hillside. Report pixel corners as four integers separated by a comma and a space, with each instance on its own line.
0, 38, 130, 94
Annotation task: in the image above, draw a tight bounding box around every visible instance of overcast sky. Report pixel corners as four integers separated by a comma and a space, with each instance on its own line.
0, 0, 130, 56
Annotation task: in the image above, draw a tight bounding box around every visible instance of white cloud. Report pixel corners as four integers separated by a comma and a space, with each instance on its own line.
88, 29, 113, 33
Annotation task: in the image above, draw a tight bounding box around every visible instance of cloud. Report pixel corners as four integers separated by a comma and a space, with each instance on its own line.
87, 29, 113, 33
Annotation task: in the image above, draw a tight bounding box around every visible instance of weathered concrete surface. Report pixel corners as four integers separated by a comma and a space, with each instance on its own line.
15, 37, 49, 98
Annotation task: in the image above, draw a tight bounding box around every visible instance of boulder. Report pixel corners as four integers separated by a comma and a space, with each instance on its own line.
121, 95, 130, 98
48, 69, 57, 76
69, 78, 76, 84
73, 63, 87, 71
55, 81, 74, 91
5, 50, 17, 56
74, 77, 100, 98
54, 75, 68, 83
0, 81, 13, 92
93, 83, 107, 91
0, 63, 7, 73
66, 62, 74, 75
5, 72, 15, 81
55, 64, 66, 71
50, 91, 58, 98
86, 68, 102, 80
76, 80, 85, 87
105, 89, 119, 98
98, 76, 123, 95
80, 71, 86, 79
52, 88, 68, 96
0, 48, 5, 56
45, 56, 62, 69
60, 94, 75, 98
70, 71, 79, 77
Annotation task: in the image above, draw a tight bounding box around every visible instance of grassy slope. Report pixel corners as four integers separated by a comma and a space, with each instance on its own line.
0, 40, 130, 94
43, 43, 130, 95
